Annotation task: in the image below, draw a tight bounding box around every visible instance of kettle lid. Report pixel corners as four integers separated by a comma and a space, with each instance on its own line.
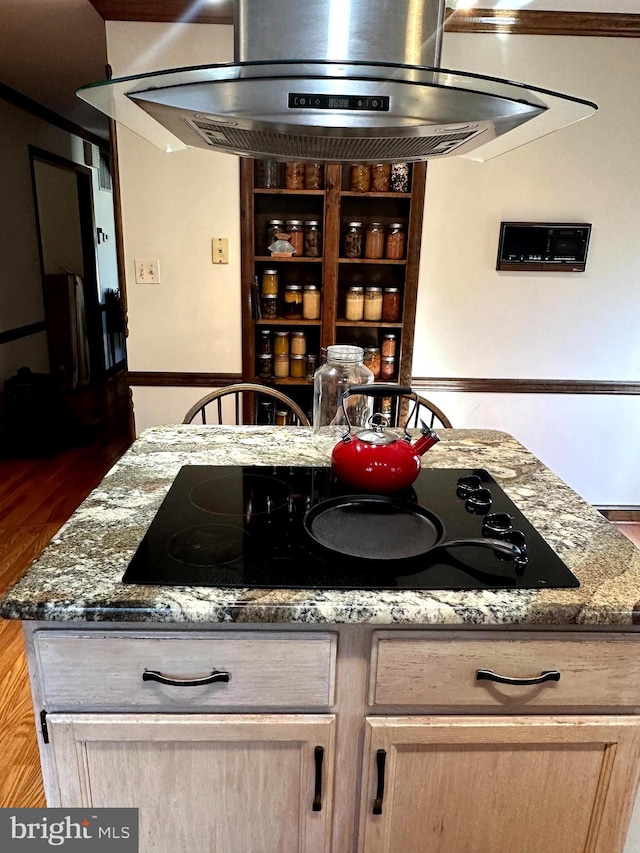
356, 414, 398, 446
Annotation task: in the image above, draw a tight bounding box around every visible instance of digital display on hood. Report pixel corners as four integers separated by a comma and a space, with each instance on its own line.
288, 93, 390, 111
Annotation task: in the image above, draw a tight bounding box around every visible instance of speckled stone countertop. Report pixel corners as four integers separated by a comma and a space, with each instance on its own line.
1, 426, 639, 626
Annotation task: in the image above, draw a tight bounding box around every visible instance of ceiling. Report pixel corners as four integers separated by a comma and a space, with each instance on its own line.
0, 0, 637, 140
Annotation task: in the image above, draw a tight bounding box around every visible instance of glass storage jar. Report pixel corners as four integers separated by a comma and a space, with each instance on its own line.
312, 344, 374, 456
274, 353, 290, 378
285, 221, 304, 256
285, 162, 305, 190
363, 346, 381, 379
350, 164, 371, 193
364, 286, 383, 321
290, 354, 306, 379
290, 330, 307, 355
304, 163, 324, 190
283, 284, 303, 319
364, 222, 385, 259
261, 269, 279, 296
304, 221, 322, 257
303, 284, 321, 320
258, 329, 272, 355
343, 222, 363, 258
382, 287, 401, 322
344, 286, 364, 321
385, 223, 406, 260
381, 333, 397, 357
255, 160, 282, 189
257, 353, 273, 378
275, 409, 289, 426
266, 220, 284, 254
371, 164, 391, 192
381, 355, 395, 380
273, 330, 290, 355
390, 162, 410, 192
257, 400, 274, 424
261, 294, 278, 319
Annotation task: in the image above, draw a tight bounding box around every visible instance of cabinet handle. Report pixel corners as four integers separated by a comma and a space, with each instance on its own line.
142, 669, 230, 687
373, 749, 387, 815
313, 746, 324, 812
476, 669, 561, 686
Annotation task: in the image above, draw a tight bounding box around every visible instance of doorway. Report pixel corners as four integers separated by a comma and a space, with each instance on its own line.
29, 146, 129, 437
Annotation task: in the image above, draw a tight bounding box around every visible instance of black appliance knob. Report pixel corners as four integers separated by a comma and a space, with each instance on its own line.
465, 488, 492, 514
482, 512, 513, 537
456, 474, 482, 499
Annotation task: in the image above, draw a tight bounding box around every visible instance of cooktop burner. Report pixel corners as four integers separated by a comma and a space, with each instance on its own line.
122, 466, 579, 591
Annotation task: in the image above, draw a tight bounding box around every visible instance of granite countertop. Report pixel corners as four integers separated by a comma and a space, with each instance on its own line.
1, 426, 639, 626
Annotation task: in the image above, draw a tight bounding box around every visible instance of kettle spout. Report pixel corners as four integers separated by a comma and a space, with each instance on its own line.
413, 421, 440, 457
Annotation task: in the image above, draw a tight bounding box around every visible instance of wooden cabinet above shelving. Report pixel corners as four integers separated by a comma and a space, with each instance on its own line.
240, 160, 427, 423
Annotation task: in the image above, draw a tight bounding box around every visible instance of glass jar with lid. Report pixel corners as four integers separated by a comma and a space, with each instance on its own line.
343, 222, 363, 259
364, 222, 385, 259
274, 354, 290, 378
381, 355, 396, 380
261, 269, 279, 296
312, 344, 374, 456
290, 330, 307, 355
390, 163, 410, 193
344, 286, 364, 321
304, 221, 322, 257
385, 223, 406, 260
304, 163, 324, 190
363, 346, 381, 379
273, 330, 290, 355
285, 220, 304, 256
257, 353, 273, 378
303, 284, 321, 320
290, 354, 306, 379
350, 164, 371, 193
364, 286, 383, 321
266, 220, 284, 254
283, 284, 303, 319
382, 287, 401, 322
255, 160, 283, 189
371, 164, 391, 192
285, 162, 305, 190
260, 294, 278, 319
258, 329, 272, 355
381, 333, 397, 357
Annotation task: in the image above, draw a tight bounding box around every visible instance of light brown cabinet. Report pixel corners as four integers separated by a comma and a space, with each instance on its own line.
239, 160, 427, 422
25, 625, 640, 853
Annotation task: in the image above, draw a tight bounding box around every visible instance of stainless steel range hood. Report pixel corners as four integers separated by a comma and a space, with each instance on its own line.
78, 0, 597, 163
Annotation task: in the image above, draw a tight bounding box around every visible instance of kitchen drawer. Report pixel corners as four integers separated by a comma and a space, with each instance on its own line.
34, 630, 337, 710
370, 631, 640, 711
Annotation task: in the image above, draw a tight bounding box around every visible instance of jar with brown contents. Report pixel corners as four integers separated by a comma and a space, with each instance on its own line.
343, 222, 363, 259
380, 355, 395, 380
265, 220, 284, 255
273, 330, 290, 355
382, 287, 401, 322
304, 221, 322, 257
385, 223, 406, 260
261, 269, 279, 296
257, 354, 273, 378
290, 354, 306, 379
350, 164, 371, 193
290, 330, 307, 355
381, 333, 396, 357
285, 162, 305, 190
304, 163, 324, 190
363, 347, 381, 379
285, 220, 304, 256
364, 222, 385, 259
274, 354, 290, 379
371, 164, 391, 192
283, 284, 303, 319
261, 294, 278, 319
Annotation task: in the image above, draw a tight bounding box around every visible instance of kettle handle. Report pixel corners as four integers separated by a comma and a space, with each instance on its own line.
344, 384, 414, 399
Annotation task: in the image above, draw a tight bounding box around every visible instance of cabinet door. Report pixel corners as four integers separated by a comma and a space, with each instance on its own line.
359, 716, 640, 853
46, 713, 335, 853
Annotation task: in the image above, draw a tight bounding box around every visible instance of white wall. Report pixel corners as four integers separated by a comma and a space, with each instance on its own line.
107, 23, 640, 504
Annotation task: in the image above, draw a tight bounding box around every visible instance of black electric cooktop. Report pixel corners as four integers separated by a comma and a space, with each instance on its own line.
122, 466, 579, 591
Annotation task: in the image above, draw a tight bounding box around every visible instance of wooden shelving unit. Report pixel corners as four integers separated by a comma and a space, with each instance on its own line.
240, 160, 427, 422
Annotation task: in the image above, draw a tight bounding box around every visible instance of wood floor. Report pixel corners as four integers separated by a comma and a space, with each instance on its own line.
0, 441, 638, 808
0, 428, 131, 808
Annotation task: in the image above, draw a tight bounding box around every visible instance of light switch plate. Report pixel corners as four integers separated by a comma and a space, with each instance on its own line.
134, 259, 160, 284
212, 238, 229, 264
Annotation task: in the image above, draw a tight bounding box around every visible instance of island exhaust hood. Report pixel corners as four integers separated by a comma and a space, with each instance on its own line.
78, 0, 597, 163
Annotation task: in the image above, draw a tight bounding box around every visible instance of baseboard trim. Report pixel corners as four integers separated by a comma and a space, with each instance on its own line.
597, 508, 640, 522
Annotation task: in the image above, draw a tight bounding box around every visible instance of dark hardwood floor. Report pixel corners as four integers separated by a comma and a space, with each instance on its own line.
0, 426, 132, 807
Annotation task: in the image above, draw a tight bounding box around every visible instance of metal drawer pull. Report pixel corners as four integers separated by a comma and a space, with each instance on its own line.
373, 749, 387, 815
142, 669, 230, 687
476, 669, 561, 686
312, 746, 324, 812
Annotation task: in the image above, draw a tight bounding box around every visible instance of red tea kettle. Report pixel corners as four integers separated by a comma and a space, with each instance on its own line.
331, 385, 440, 492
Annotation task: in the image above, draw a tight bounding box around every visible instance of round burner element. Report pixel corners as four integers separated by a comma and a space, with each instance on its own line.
167, 524, 246, 566
190, 473, 292, 517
